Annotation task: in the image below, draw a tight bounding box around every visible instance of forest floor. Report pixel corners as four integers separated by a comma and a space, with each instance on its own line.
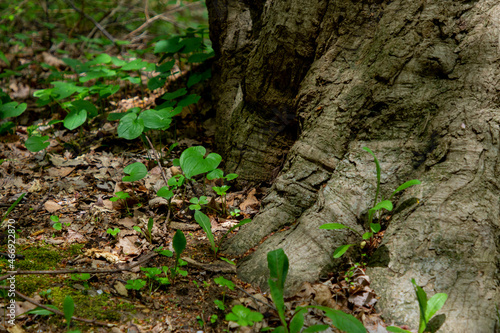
0, 48, 391, 333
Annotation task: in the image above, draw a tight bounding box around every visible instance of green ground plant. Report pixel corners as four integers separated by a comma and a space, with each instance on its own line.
320, 147, 421, 258
387, 279, 448, 333
213, 276, 235, 311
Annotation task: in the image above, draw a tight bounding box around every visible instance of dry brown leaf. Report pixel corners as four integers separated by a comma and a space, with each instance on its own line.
44, 200, 62, 213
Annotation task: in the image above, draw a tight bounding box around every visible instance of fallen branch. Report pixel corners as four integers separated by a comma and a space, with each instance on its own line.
0, 251, 157, 281
0, 286, 113, 327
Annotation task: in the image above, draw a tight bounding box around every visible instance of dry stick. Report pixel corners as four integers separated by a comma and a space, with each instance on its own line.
234, 285, 277, 312
145, 135, 170, 187
125, 1, 203, 39
0, 251, 158, 282
63, 0, 117, 45
0, 286, 113, 327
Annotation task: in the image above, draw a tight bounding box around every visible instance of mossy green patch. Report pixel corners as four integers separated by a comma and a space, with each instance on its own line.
50, 286, 121, 322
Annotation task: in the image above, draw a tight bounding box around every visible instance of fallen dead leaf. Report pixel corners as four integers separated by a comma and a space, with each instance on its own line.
44, 200, 62, 213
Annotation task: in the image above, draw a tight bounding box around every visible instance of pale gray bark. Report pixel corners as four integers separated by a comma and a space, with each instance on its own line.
207, 0, 500, 331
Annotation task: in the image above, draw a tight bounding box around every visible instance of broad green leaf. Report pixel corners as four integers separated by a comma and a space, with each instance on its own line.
362, 232, 373, 240
157, 186, 173, 199
268, 278, 287, 327
182, 37, 203, 53
138, 109, 172, 129
157, 60, 175, 73
187, 52, 213, 64
206, 168, 224, 180
386, 327, 413, 333
225, 173, 238, 180
173, 229, 186, 257
0, 101, 27, 118
26, 305, 59, 316
214, 276, 235, 290
64, 108, 87, 130
412, 279, 429, 333
289, 309, 305, 333
87, 53, 111, 66
391, 179, 421, 199
194, 211, 216, 252
148, 76, 167, 90
161, 88, 187, 101
180, 146, 222, 179
125, 279, 146, 290
154, 37, 184, 54
122, 162, 147, 182
267, 249, 289, 291
369, 200, 393, 213
117, 113, 144, 140
177, 94, 200, 107
63, 295, 74, 326
311, 305, 366, 333
25, 135, 50, 152
0, 50, 10, 66
425, 293, 448, 321
52, 81, 81, 100
333, 244, 355, 258
121, 59, 149, 71
320, 223, 350, 230
370, 223, 381, 233
70, 100, 98, 118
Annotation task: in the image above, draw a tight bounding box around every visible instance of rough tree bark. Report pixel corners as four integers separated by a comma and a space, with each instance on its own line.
206, 0, 500, 331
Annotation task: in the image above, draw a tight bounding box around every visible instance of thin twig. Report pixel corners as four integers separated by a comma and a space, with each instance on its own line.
234, 285, 277, 312
144, 135, 170, 187
63, 0, 118, 45
0, 287, 113, 327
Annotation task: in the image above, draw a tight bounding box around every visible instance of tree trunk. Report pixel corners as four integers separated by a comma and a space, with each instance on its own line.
207, 0, 500, 331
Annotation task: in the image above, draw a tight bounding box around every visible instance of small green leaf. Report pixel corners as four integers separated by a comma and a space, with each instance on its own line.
369, 200, 393, 213
194, 211, 216, 252
425, 293, 448, 322
123, 162, 147, 182
214, 276, 235, 290
386, 326, 413, 333
64, 108, 87, 130
173, 229, 186, 256
391, 179, 421, 199
214, 299, 225, 310
25, 135, 50, 152
63, 295, 74, 327
320, 223, 350, 230
157, 186, 173, 199
333, 244, 355, 258
117, 113, 144, 140
370, 223, 381, 233
206, 168, 224, 180
0, 101, 27, 118
180, 146, 222, 179
310, 305, 366, 333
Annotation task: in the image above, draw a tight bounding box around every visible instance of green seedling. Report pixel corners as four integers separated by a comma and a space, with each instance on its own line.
387, 279, 448, 333
106, 227, 120, 238
265, 248, 366, 333
63, 295, 75, 328
141, 267, 164, 292
208, 170, 238, 216
210, 314, 218, 324
0, 89, 27, 135
125, 279, 147, 290
179, 146, 222, 180
110, 191, 131, 215
189, 196, 208, 210
226, 304, 263, 327
50, 215, 62, 231
122, 162, 148, 182
170, 229, 188, 283
230, 208, 241, 217
133, 218, 154, 244
71, 273, 91, 289
2, 192, 26, 222
320, 147, 421, 258
39, 289, 52, 300
214, 276, 235, 310
195, 211, 252, 257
